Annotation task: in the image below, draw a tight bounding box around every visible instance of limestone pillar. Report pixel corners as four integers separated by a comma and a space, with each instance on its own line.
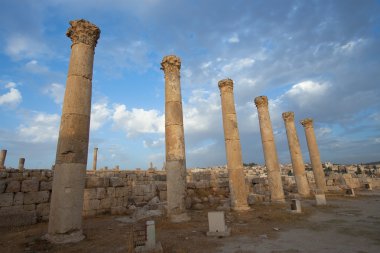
0, 149, 6, 170
92, 147, 98, 171
282, 112, 310, 197
300, 118, 326, 192
218, 79, 249, 210
254, 96, 285, 203
47, 19, 100, 243
18, 158, 25, 171
161, 55, 189, 222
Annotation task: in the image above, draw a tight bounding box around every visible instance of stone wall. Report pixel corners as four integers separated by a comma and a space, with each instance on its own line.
0, 167, 379, 227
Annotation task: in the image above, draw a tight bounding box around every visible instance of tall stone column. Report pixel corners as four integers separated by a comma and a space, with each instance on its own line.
92, 147, 98, 171
218, 79, 249, 210
161, 55, 190, 222
254, 96, 285, 203
300, 118, 326, 192
47, 19, 100, 243
18, 158, 25, 171
0, 149, 6, 170
282, 112, 310, 197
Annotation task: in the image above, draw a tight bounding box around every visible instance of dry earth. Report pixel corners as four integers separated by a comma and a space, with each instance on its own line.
1, 190, 379, 253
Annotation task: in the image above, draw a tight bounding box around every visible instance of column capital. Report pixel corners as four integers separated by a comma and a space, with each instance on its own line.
300, 118, 314, 128
282, 111, 295, 122
161, 55, 181, 72
218, 78, 233, 92
66, 19, 100, 48
254, 96, 268, 108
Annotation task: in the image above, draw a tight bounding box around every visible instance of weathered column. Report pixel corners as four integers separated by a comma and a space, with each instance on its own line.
254, 96, 285, 203
300, 118, 326, 192
47, 19, 100, 243
0, 149, 6, 170
18, 158, 25, 171
92, 147, 98, 171
218, 79, 249, 210
161, 55, 190, 222
282, 112, 310, 197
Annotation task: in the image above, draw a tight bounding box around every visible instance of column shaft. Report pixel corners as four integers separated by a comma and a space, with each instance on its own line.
18, 158, 25, 171
282, 112, 310, 197
93, 147, 98, 171
301, 118, 326, 192
254, 96, 285, 202
161, 55, 189, 222
47, 19, 100, 243
218, 79, 249, 210
0, 149, 6, 170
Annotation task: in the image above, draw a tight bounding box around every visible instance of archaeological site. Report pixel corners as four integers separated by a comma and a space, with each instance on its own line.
1, 19, 379, 253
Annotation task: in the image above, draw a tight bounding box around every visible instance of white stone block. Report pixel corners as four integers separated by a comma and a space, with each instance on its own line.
290, 199, 301, 213
315, 194, 327, 206
207, 211, 230, 237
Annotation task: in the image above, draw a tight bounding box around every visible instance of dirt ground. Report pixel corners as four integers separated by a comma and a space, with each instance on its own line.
1, 190, 380, 253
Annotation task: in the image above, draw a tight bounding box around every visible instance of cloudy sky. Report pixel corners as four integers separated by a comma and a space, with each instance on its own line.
0, 0, 379, 169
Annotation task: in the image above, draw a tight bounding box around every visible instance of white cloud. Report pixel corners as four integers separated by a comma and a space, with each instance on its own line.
25, 60, 49, 73
221, 57, 255, 73
184, 90, 221, 133
227, 34, 240, 43
43, 83, 65, 104
316, 127, 332, 138
143, 137, 164, 148
283, 80, 329, 107
5, 82, 16, 88
5, 34, 48, 60
18, 113, 60, 143
112, 104, 164, 137
91, 102, 112, 131
0, 84, 22, 108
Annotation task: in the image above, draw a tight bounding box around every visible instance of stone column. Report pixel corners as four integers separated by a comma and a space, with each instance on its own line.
161, 55, 190, 222
254, 96, 285, 203
92, 147, 98, 171
282, 112, 310, 197
0, 149, 6, 170
300, 118, 326, 192
47, 19, 100, 243
18, 158, 25, 171
218, 79, 249, 210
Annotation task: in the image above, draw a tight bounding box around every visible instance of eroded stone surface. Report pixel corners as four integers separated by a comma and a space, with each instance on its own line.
161, 55, 189, 221
282, 112, 311, 197
254, 96, 285, 202
301, 118, 327, 192
218, 79, 249, 210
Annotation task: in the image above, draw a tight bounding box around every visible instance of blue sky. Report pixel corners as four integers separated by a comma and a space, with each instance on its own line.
0, 0, 379, 169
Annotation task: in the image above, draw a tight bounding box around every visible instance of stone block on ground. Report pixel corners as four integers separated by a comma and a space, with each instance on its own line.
110, 177, 124, 187
0, 210, 37, 227
0, 193, 14, 207
5, 181, 20, 192
40, 181, 52, 191
24, 191, 50, 204
207, 211, 230, 237
21, 179, 39, 192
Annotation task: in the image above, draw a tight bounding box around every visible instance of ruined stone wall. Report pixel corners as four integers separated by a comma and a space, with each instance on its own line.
1, 168, 379, 227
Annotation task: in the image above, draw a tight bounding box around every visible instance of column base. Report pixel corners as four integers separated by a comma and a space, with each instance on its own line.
232, 205, 250, 211
271, 198, 286, 204
169, 212, 191, 223
44, 230, 85, 244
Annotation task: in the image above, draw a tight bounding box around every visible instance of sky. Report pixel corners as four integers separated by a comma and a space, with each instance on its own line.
0, 0, 379, 169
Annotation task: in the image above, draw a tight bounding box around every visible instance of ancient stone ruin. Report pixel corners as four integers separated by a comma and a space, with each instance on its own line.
1, 19, 379, 252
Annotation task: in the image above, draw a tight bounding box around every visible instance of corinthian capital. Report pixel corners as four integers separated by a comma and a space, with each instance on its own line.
300, 118, 314, 128
161, 55, 181, 72
218, 78, 234, 92
282, 111, 295, 122
66, 19, 100, 48
254, 96, 268, 108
